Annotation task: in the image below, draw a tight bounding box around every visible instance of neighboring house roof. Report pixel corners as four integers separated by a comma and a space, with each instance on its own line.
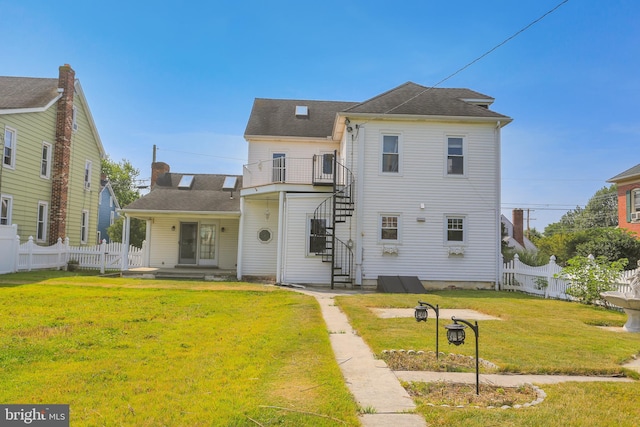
121, 173, 242, 214
608, 163, 640, 183
244, 82, 511, 139
0, 73, 106, 158
100, 181, 121, 210
500, 214, 537, 252
0, 77, 61, 112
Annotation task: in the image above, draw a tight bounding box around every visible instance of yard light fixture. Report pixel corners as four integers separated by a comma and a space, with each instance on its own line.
445, 316, 480, 395
414, 301, 440, 360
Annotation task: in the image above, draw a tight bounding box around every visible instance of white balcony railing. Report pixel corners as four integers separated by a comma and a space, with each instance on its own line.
243, 156, 332, 188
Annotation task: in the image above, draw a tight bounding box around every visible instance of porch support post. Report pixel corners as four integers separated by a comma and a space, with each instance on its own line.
236, 197, 245, 280
276, 191, 285, 283
355, 125, 365, 285
121, 214, 131, 271
145, 219, 152, 267
494, 121, 502, 290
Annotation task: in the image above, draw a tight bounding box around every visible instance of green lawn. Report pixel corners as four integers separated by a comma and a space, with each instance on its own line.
0, 273, 359, 426
334, 291, 640, 426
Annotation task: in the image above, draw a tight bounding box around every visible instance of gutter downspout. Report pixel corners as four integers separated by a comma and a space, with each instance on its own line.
236, 197, 245, 280
355, 125, 365, 285
495, 120, 502, 290
276, 191, 285, 283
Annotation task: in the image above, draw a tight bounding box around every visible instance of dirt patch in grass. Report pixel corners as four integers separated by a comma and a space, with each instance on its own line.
380, 350, 498, 373
404, 381, 539, 408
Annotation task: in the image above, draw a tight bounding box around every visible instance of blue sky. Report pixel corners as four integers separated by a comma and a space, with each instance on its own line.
3, 0, 639, 230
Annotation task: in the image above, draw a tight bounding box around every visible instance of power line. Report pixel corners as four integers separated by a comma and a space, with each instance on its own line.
385, 0, 571, 115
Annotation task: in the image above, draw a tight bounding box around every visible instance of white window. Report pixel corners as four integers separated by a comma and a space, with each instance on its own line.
3, 126, 17, 169
380, 214, 400, 242
41, 142, 52, 178
446, 216, 465, 243
36, 201, 48, 242
110, 210, 115, 226
81, 210, 89, 244
1, 195, 12, 225
308, 217, 328, 255
446, 137, 465, 176
84, 160, 92, 190
72, 106, 78, 131
381, 134, 400, 173
109, 195, 113, 208
634, 189, 640, 212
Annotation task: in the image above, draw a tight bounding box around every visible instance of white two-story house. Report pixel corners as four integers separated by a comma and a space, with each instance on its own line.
238, 82, 512, 289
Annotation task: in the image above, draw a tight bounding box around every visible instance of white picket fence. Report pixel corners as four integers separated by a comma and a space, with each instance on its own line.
12, 236, 146, 274
501, 254, 635, 299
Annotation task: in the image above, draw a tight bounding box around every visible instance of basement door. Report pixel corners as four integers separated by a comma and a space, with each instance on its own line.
178, 222, 218, 266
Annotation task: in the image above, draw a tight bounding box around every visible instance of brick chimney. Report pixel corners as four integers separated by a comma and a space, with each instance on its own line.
49, 64, 75, 245
512, 209, 525, 248
151, 162, 170, 189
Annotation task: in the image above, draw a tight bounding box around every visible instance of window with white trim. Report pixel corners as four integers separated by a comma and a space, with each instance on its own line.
72, 106, 78, 131
381, 134, 400, 173
1, 195, 12, 225
81, 210, 89, 244
380, 214, 400, 242
36, 201, 48, 242
446, 137, 464, 175
110, 210, 115, 226
446, 216, 465, 243
84, 160, 92, 190
308, 217, 328, 255
41, 142, 52, 178
3, 127, 16, 168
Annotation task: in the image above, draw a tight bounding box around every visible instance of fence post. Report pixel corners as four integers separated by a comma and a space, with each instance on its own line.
100, 239, 106, 274
26, 236, 34, 271
545, 255, 557, 299
64, 237, 70, 265
56, 238, 63, 269
13, 234, 20, 273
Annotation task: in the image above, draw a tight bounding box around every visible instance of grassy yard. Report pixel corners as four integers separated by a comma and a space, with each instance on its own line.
335, 291, 640, 426
0, 272, 360, 426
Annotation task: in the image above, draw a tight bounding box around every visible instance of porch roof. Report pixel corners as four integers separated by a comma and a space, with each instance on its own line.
121, 173, 242, 214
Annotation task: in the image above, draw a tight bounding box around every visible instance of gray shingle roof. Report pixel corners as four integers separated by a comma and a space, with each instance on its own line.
122, 173, 242, 213
0, 76, 60, 110
244, 82, 510, 139
608, 163, 640, 183
244, 98, 358, 138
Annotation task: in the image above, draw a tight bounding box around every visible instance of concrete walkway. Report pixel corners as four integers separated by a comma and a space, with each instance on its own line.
293, 287, 638, 427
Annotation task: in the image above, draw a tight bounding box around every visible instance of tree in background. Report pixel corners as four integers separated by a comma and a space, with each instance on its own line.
531, 184, 640, 268
101, 157, 146, 247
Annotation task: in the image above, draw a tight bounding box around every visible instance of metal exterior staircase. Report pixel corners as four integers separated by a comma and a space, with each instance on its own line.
312, 151, 355, 288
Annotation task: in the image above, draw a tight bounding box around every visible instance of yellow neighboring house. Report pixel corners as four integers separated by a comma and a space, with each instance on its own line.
0, 64, 105, 245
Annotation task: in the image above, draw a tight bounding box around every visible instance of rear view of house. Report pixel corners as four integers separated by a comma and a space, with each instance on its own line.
238, 82, 512, 289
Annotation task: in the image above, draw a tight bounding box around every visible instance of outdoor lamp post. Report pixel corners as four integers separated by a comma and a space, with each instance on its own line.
414, 301, 440, 360
445, 317, 480, 395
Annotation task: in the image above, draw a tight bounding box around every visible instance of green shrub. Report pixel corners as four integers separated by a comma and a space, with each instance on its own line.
556, 255, 627, 305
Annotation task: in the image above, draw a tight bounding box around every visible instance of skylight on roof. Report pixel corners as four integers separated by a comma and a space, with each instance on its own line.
222, 176, 238, 191
178, 175, 194, 189
295, 105, 309, 117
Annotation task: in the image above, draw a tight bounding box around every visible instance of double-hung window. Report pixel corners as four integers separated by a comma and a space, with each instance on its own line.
447, 137, 464, 175
84, 160, 92, 190
1, 195, 12, 225
308, 217, 327, 255
3, 127, 16, 168
380, 214, 400, 242
381, 135, 400, 173
37, 202, 48, 242
446, 216, 464, 243
81, 210, 89, 244
41, 142, 52, 178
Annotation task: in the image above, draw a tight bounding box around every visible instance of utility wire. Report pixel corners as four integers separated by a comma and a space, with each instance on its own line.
384, 0, 570, 115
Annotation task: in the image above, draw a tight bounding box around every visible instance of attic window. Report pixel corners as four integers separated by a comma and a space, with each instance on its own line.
178, 175, 195, 189
295, 105, 309, 118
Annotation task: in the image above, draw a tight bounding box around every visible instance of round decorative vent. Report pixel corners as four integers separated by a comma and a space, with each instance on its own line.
258, 228, 272, 243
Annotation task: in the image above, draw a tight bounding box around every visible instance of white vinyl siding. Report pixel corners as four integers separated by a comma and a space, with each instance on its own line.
355, 120, 500, 284
240, 199, 278, 276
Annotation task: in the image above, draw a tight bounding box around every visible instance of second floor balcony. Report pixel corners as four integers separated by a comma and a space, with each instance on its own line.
242, 154, 337, 189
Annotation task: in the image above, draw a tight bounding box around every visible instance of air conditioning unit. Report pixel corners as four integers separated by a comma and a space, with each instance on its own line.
631, 212, 640, 222
85, 181, 91, 190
